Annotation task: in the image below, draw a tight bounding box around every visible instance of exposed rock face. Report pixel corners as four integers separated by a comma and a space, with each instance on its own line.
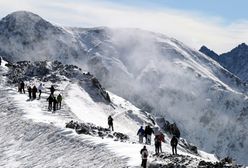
65, 120, 129, 141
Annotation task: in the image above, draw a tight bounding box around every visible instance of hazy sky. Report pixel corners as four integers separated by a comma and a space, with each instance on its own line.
0, 0, 247, 53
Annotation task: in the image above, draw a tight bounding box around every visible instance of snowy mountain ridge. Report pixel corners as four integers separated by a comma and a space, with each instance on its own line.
0, 11, 248, 165
200, 43, 248, 82
0, 59, 224, 167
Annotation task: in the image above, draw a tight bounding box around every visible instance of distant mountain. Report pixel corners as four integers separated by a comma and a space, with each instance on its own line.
219, 43, 248, 82
200, 43, 248, 82
199, 45, 219, 61
0, 11, 85, 64
1, 11, 248, 164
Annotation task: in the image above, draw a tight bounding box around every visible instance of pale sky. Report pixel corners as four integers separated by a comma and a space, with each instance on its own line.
0, 0, 248, 54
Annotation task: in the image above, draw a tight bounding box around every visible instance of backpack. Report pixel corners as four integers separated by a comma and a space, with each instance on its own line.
142, 150, 148, 159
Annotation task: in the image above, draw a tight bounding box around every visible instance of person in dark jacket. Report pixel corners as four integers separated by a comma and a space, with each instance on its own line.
32, 85, 37, 100
144, 125, 154, 145
57, 94, 62, 109
28, 86, 32, 100
0, 56, 1, 65
137, 126, 145, 143
47, 94, 54, 111
108, 115, 114, 131
37, 83, 44, 99
140, 146, 148, 168
50, 85, 55, 95
154, 135, 160, 154
20, 81, 25, 94
170, 136, 178, 155
53, 96, 58, 112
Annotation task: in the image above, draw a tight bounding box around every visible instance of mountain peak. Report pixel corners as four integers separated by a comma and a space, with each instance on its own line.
236, 42, 248, 49
223, 42, 248, 56
1, 11, 44, 24
199, 45, 219, 61
0, 11, 62, 46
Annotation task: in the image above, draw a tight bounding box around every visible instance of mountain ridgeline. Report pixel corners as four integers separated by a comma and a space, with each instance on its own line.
200, 43, 248, 82
1, 11, 248, 164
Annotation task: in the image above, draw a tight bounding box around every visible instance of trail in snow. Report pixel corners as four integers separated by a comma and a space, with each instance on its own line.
0, 65, 128, 168
0, 61, 219, 168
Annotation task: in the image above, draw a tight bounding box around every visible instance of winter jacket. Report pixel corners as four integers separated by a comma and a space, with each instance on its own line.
145, 126, 154, 135
170, 136, 178, 146
57, 94, 62, 102
158, 133, 165, 143
38, 84, 44, 91
108, 116, 113, 125
32, 86, 37, 93
137, 127, 145, 136
140, 148, 148, 159
47, 95, 54, 103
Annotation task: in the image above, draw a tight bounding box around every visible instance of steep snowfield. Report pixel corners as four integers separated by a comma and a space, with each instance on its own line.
0, 60, 219, 167
0, 11, 248, 164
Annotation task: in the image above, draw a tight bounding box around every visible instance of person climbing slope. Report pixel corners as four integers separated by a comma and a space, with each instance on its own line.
108, 115, 114, 131
154, 135, 160, 154
37, 83, 44, 99
32, 85, 37, 100
137, 126, 145, 143
170, 135, 178, 155
20, 81, 25, 94
144, 125, 154, 145
50, 85, 55, 95
57, 94, 62, 109
140, 146, 148, 168
47, 94, 54, 111
53, 96, 58, 112
27, 86, 32, 100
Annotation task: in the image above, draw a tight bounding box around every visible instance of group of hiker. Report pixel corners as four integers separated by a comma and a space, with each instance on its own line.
17, 81, 63, 112
106, 115, 179, 168
47, 93, 62, 112
137, 125, 155, 145
138, 125, 179, 168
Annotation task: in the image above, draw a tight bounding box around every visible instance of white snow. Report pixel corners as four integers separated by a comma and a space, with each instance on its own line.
0, 70, 218, 167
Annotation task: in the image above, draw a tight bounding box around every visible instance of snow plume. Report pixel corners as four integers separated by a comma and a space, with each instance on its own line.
85, 28, 248, 164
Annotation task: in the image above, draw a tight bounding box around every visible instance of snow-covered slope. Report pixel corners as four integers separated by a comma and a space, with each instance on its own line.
1, 11, 248, 165
0, 60, 221, 167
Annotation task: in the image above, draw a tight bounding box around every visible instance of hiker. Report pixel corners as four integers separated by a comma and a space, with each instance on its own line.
28, 86, 32, 100
53, 96, 58, 112
158, 132, 165, 153
47, 94, 54, 111
170, 136, 178, 155
108, 115, 114, 131
20, 81, 25, 94
140, 146, 148, 168
32, 85, 37, 100
137, 126, 145, 143
154, 135, 160, 154
144, 125, 154, 145
37, 83, 44, 99
18, 83, 21, 93
170, 123, 181, 139
50, 85, 55, 95
57, 94, 62, 109
0, 56, 1, 65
